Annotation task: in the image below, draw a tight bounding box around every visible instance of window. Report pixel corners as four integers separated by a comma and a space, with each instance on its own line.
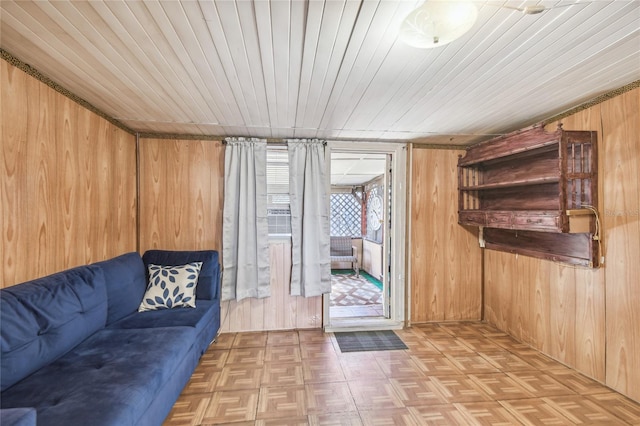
330, 192, 362, 237
266, 147, 291, 235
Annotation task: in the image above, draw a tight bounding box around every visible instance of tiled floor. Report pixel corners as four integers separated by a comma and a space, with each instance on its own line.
330, 273, 383, 319
330, 274, 382, 307
164, 322, 640, 425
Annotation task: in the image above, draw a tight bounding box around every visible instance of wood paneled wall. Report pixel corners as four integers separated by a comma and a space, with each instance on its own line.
599, 88, 640, 402
483, 87, 640, 402
1, 61, 137, 288
138, 138, 322, 332
409, 148, 482, 322
484, 250, 606, 380
138, 138, 224, 252
219, 240, 323, 333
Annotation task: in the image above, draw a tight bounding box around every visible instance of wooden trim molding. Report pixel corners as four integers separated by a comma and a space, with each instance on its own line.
136, 132, 222, 141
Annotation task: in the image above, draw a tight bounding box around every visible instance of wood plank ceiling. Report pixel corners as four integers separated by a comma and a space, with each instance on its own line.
1, 0, 638, 145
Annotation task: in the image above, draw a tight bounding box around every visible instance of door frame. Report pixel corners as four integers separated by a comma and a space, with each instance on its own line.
323, 141, 407, 331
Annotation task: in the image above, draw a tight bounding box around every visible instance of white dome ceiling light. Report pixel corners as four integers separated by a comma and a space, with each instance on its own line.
399, 1, 478, 49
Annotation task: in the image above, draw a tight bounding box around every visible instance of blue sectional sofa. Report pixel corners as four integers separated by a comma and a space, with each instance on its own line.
1, 250, 221, 426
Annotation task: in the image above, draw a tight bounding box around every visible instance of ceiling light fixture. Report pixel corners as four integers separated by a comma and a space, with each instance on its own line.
399, 1, 478, 49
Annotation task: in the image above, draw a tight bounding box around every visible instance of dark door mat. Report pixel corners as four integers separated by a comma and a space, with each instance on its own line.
334, 330, 408, 353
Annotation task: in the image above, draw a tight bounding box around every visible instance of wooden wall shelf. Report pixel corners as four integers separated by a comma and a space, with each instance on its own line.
458, 124, 600, 267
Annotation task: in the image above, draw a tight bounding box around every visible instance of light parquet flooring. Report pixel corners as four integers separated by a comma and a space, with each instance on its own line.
164, 322, 640, 425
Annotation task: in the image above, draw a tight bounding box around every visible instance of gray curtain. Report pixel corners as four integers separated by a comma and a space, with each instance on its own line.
222, 138, 270, 301
287, 139, 331, 297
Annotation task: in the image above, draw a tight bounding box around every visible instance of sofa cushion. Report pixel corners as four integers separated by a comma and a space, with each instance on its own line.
0, 408, 36, 426
138, 262, 202, 312
0, 265, 107, 391
0, 327, 197, 426
142, 250, 220, 300
110, 299, 215, 335
94, 252, 146, 325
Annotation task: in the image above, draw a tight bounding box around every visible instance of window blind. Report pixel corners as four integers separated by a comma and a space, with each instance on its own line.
267, 147, 290, 204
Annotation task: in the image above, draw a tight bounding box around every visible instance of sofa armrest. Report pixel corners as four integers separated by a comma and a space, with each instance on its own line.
0, 408, 37, 426
142, 250, 220, 300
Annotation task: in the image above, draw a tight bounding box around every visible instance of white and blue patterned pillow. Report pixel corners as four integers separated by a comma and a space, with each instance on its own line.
138, 262, 203, 312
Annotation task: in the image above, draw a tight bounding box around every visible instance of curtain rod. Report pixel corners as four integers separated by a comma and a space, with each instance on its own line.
222, 138, 327, 146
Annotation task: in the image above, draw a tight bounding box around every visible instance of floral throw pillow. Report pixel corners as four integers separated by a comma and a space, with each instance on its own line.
138, 262, 203, 312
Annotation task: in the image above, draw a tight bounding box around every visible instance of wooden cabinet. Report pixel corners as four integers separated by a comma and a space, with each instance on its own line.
458, 124, 600, 267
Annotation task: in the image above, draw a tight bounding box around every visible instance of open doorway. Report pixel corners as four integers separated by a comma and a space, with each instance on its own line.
329, 152, 387, 321
324, 142, 406, 331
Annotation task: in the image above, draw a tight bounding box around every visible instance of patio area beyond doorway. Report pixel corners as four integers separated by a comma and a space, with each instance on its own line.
330, 271, 383, 319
